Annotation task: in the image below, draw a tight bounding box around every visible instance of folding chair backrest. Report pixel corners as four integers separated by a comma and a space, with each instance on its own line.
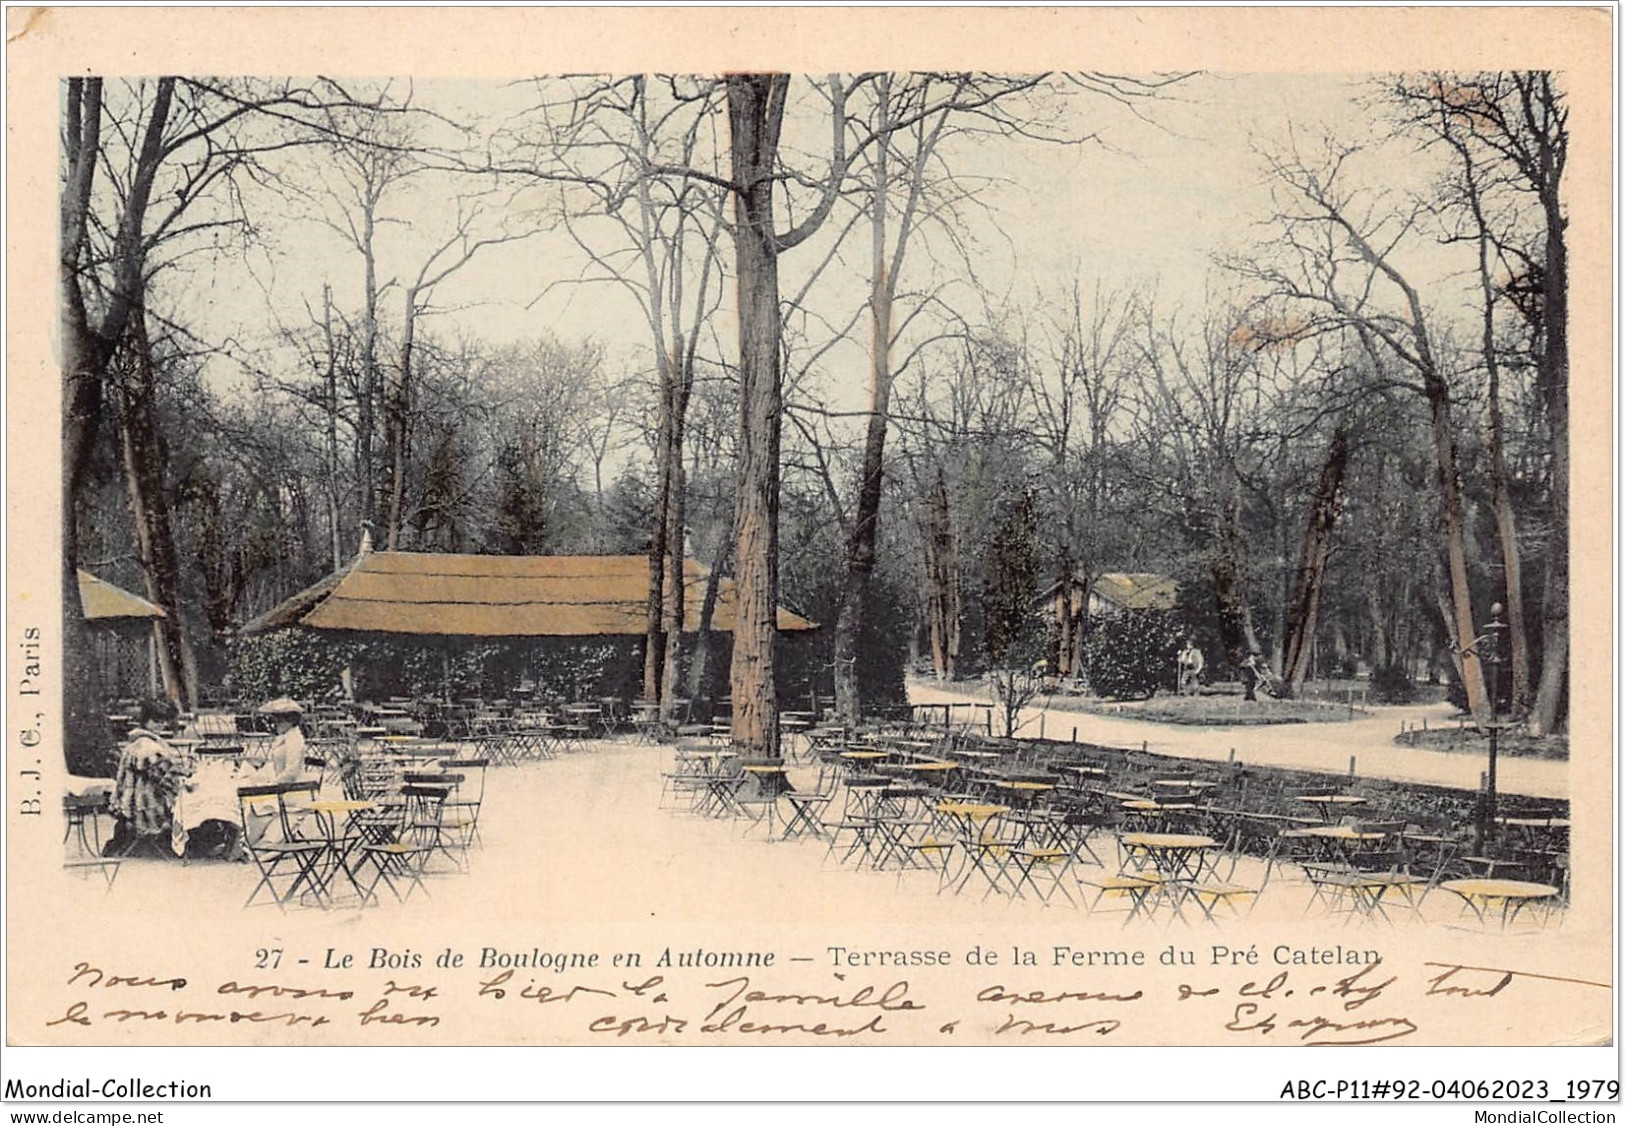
399, 782, 451, 840
440, 759, 487, 803
1351, 848, 1410, 874
403, 772, 465, 788
238, 780, 317, 841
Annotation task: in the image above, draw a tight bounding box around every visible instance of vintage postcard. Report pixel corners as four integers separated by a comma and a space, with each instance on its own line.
3, 4, 1616, 1106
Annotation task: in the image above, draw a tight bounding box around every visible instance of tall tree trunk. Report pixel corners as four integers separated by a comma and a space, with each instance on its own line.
1365, 585, 1391, 671
1210, 459, 1260, 662
1431, 556, 1467, 696
726, 73, 789, 759
922, 466, 959, 681
1467, 179, 1532, 713
1071, 574, 1090, 681
1530, 177, 1569, 735
660, 334, 698, 719
643, 390, 671, 703
1281, 429, 1349, 696
61, 76, 173, 769
659, 432, 688, 719
385, 292, 418, 551
114, 309, 194, 708
686, 535, 731, 700
321, 284, 343, 569
358, 209, 379, 534
1423, 377, 1488, 718
832, 200, 897, 726
1052, 553, 1074, 678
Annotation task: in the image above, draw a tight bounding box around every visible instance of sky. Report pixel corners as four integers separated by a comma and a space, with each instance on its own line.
180, 71, 1470, 417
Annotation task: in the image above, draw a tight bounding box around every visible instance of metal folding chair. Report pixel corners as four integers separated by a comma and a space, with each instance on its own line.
238, 781, 326, 911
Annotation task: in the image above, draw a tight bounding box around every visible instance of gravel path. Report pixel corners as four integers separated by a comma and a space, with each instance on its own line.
907, 680, 1568, 799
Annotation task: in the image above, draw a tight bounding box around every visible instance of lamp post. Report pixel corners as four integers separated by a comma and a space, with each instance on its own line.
1471, 604, 1509, 856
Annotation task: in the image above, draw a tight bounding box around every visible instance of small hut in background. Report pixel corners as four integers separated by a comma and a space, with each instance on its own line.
239, 551, 818, 704
78, 569, 166, 700
1034, 571, 1180, 678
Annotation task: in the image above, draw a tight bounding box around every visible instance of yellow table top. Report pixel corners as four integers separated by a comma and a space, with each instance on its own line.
1283, 825, 1385, 841
309, 799, 377, 813
1297, 794, 1367, 805
742, 764, 787, 774
841, 750, 889, 760
1121, 833, 1217, 850
937, 802, 1009, 821
995, 780, 1054, 792
903, 761, 959, 772
1441, 878, 1561, 899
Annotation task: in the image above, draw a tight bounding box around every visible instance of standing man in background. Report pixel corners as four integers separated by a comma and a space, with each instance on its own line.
1177, 637, 1205, 696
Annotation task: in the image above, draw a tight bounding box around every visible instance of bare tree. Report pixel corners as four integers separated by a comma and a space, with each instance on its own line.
1389, 71, 1568, 730
60, 76, 378, 751
1137, 301, 1274, 665
386, 201, 533, 549
1240, 144, 1492, 718
1029, 282, 1138, 679
828, 73, 1058, 725
512, 76, 731, 715
1279, 427, 1349, 694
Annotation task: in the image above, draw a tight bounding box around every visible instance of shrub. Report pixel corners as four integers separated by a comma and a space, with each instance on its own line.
1368, 662, 1416, 704
1084, 611, 1182, 700
230, 630, 358, 704
1443, 667, 1516, 717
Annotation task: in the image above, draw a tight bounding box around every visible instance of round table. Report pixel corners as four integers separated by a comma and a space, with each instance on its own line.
1120, 832, 1217, 881
1440, 878, 1562, 929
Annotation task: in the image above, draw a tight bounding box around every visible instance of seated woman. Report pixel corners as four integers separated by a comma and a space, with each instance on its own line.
235, 698, 314, 854
106, 699, 187, 857
249, 697, 309, 785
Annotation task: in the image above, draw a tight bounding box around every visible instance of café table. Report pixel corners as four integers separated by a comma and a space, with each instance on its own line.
1282, 823, 1385, 852
932, 800, 1008, 841
1439, 878, 1562, 929
736, 764, 793, 835
629, 702, 662, 744
993, 780, 1055, 810
1152, 779, 1215, 795
1264, 823, 1385, 882
1119, 798, 1198, 830
170, 755, 249, 857
839, 749, 891, 773
1496, 816, 1571, 851
933, 803, 1017, 898
1119, 832, 1218, 882
562, 703, 603, 734
1296, 794, 1368, 822
741, 762, 791, 788
306, 798, 380, 905
899, 760, 959, 780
